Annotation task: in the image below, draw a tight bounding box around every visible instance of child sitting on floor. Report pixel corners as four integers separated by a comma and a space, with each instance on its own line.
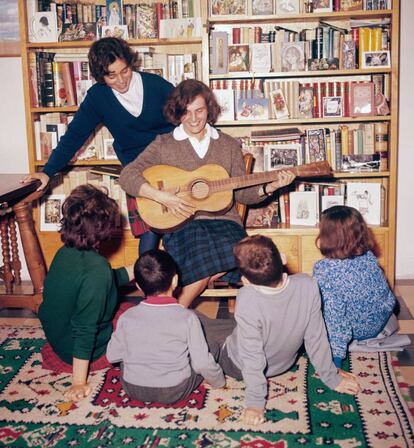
39, 184, 134, 402
313, 205, 396, 368
216, 235, 360, 426
106, 249, 225, 404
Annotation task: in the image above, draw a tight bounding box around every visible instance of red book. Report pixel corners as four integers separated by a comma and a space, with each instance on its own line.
342, 81, 350, 117
334, 0, 341, 11
232, 27, 241, 44
155, 2, 163, 38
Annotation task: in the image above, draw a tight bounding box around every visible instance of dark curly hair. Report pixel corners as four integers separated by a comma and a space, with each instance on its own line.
60, 184, 119, 250
134, 250, 177, 296
234, 235, 284, 287
163, 79, 221, 125
88, 37, 138, 84
316, 205, 376, 259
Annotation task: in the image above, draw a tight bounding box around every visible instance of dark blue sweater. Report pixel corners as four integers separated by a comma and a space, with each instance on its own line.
43, 72, 174, 177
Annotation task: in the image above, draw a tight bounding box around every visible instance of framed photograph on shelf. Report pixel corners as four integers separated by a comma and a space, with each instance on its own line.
289, 191, 318, 226
211, 31, 228, 75
101, 25, 129, 39
270, 89, 289, 119
228, 45, 249, 72
103, 138, 117, 160
210, 0, 248, 17
252, 0, 274, 15
0, 0, 20, 56
362, 51, 391, 69
350, 82, 375, 117
312, 0, 333, 12
236, 97, 269, 121
106, 0, 123, 26
40, 194, 65, 231
339, 0, 363, 11
28, 12, 58, 43
213, 88, 235, 121
323, 96, 343, 118
342, 39, 357, 69
281, 42, 305, 72
264, 144, 301, 170
59, 23, 97, 42
298, 85, 314, 118
246, 201, 279, 228
346, 182, 381, 225
275, 0, 300, 14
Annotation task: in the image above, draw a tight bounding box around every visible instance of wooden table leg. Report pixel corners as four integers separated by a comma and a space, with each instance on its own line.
12, 200, 46, 295
0, 216, 14, 294
9, 215, 22, 285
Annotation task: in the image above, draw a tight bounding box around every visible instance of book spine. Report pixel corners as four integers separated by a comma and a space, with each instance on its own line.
28, 52, 39, 108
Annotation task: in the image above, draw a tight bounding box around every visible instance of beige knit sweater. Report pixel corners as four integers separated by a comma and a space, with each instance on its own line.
119, 131, 264, 225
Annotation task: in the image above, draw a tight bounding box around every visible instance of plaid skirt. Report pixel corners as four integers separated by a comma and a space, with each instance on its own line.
163, 219, 247, 286
126, 193, 149, 236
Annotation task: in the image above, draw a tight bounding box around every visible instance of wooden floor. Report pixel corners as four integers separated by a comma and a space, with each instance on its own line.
1, 280, 414, 398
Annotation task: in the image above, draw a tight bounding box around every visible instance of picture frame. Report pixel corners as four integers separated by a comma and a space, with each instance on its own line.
210, 31, 229, 75
40, 194, 65, 231
252, 0, 274, 15
210, 0, 248, 17
306, 128, 326, 162
101, 25, 129, 40
281, 42, 305, 72
159, 18, 202, 38
213, 88, 235, 121
312, 0, 333, 12
270, 89, 289, 119
350, 82, 375, 117
59, 22, 97, 42
0, 0, 20, 56
103, 138, 117, 160
298, 86, 314, 118
340, 0, 363, 11
362, 51, 391, 69
343, 39, 357, 70
346, 182, 381, 225
236, 97, 269, 121
289, 191, 318, 226
28, 12, 58, 43
228, 45, 249, 72
106, 0, 123, 26
264, 144, 302, 170
323, 96, 343, 118
275, 0, 300, 14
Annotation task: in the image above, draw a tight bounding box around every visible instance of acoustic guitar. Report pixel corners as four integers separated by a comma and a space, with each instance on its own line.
136, 160, 331, 231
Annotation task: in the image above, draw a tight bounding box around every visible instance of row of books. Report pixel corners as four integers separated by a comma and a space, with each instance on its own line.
241, 122, 389, 174
29, 48, 199, 107
246, 179, 387, 228
210, 19, 390, 75
34, 112, 116, 162
211, 74, 390, 121
209, 0, 392, 18
30, 0, 200, 42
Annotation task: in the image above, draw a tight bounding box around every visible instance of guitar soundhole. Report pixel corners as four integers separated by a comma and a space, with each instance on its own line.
191, 180, 209, 200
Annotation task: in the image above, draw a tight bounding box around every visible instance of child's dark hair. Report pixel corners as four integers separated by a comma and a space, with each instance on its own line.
88, 37, 137, 83
163, 79, 221, 125
60, 184, 118, 250
134, 250, 177, 296
233, 235, 283, 287
316, 205, 376, 259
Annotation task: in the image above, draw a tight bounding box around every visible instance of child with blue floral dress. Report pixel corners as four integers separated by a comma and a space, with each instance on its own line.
313, 205, 396, 368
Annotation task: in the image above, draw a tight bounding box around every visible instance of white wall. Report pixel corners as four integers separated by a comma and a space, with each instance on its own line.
0, 3, 413, 279
396, 0, 414, 279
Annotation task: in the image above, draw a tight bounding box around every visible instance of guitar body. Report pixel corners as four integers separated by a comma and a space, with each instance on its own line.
136, 160, 331, 232
137, 164, 233, 231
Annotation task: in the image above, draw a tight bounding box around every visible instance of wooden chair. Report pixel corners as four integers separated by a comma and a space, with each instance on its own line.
198, 153, 254, 314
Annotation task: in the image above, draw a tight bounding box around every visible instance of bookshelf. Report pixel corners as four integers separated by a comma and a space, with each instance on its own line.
18, 0, 399, 286
18, 0, 204, 268
201, 0, 399, 284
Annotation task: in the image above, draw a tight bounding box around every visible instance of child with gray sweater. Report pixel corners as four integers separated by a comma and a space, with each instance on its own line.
217, 235, 361, 425
106, 250, 225, 404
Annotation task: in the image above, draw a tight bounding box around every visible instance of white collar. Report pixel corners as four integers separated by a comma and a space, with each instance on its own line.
250, 274, 290, 295
173, 123, 219, 141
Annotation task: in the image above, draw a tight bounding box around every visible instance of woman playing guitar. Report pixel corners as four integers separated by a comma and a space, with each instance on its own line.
120, 79, 295, 308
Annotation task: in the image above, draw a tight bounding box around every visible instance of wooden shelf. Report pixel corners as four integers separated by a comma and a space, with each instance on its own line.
208, 9, 392, 24
217, 116, 391, 126
209, 68, 392, 80
27, 37, 202, 50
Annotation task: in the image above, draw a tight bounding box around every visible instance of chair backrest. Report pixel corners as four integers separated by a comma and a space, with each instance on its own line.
236, 153, 254, 225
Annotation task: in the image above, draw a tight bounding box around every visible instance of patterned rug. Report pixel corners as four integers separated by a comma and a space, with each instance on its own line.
0, 324, 414, 448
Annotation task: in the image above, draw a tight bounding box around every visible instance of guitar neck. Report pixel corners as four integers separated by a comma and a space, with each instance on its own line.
210, 161, 332, 192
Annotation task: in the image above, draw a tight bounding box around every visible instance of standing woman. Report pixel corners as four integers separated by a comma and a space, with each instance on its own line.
120, 79, 295, 307
23, 37, 174, 254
